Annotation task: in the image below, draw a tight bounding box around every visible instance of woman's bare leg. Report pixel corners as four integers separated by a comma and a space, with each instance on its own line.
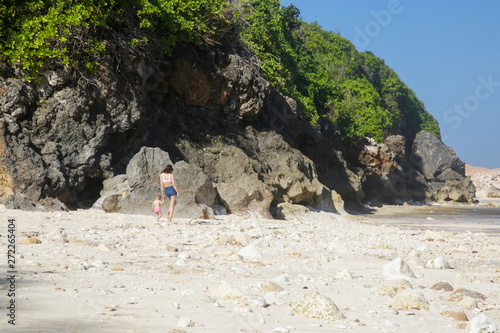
168, 197, 176, 222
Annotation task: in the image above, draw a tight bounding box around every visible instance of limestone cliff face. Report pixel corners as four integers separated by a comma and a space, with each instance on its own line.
0, 46, 362, 214
0, 45, 475, 214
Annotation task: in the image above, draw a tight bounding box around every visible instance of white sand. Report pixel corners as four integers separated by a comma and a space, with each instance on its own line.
1, 204, 500, 332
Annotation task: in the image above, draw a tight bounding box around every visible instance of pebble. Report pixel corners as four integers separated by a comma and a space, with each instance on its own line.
22, 238, 42, 245
431, 281, 454, 292
383, 257, 416, 281
391, 290, 430, 310
441, 310, 468, 321
336, 269, 354, 280
272, 274, 289, 283
291, 291, 345, 321
258, 281, 284, 293
237, 244, 262, 259
210, 282, 243, 301
425, 256, 451, 269
239, 295, 267, 307
466, 314, 500, 333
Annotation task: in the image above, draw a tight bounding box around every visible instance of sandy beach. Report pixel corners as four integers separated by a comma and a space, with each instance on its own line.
1, 203, 500, 333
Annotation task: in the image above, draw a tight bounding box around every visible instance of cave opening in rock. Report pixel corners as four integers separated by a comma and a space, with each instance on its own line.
77, 178, 104, 209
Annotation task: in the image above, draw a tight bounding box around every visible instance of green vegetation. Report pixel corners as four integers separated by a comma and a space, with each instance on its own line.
237, 0, 440, 142
0, 0, 440, 142
0, 0, 228, 79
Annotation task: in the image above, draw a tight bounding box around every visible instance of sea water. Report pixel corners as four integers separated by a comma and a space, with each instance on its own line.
363, 204, 500, 234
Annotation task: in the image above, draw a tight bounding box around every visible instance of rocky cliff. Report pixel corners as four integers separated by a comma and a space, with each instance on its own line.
0, 45, 475, 216
465, 165, 500, 199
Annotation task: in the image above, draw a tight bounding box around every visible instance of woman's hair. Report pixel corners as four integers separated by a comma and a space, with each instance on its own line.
162, 164, 173, 174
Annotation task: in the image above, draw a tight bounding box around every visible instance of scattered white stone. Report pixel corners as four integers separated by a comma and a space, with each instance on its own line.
391, 290, 430, 310
272, 274, 290, 283
265, 292, 291, 306
178, 252, 191, 260
91, 260, 107, 268
258, 281, 284, 293
210, 282, 243, 301
239, 295, 267, 307
383, 257, 416, 281
237, 244, 262, 259
466, 314, 500, 333
327, 236, 349, 253
97, 243, 112, 251
425, 256, 451, 269
174, 259, 186, 266
417, 244, 430, 254
273, 327, 290, 333
460, 297, 478, 310
336, 269, 354, 280
424, 230, 443, 239
291, 292, 345, 321
47, 229, 68, 243
455, 273, 473, 285
229, 253, 243, 262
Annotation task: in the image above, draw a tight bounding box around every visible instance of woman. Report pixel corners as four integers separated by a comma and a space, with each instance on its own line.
160, 164, 180, 222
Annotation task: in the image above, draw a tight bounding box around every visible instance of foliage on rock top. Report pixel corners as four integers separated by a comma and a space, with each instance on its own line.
0, 0, 440, 143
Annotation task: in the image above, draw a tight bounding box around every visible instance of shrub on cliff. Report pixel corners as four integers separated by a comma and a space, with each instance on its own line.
0, 0, 229, 79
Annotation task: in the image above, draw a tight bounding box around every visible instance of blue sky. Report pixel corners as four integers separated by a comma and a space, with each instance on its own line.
280, 0, 500, 169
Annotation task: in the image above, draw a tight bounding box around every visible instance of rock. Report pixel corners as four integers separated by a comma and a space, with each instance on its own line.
409, 131, 475, 202
265, 291, 291, 306
237, 244, 262, 259
459, 297, 478, 310
454, 273, 472, 285
239, 295, 267, 308
210, 282, 243, 301
167, 246, 178, 252
274, 202, 309, 220
47, 229, 68, 243
410, 131, 465, 180
97, 243, 112, 251
424, 230, 443, 239
441, 310, 468, 321
22, 238, 42, 245
272, 327, 290, 333
391, 290, 430, 310
431, 281, 454, 292
336, 269, 354, 280
272, 274, 289, 283
451, 288, 486, 301
216, 173, 273, 219
383, 257, 416, 281
229, 253, 243, 262
425, 256, 451, 269
258, 281, 284, 293
98, 147, 217, 218
384, 135, 406, 159
327, 236, 349, 254
291, 292, 345, 321
394, 279, 413, 292
466, 314, 500, 333
4, 193, 37, 211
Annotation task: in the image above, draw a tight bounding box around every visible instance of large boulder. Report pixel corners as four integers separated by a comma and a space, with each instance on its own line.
410, 131, 465, 180
96, 147, 217, 218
